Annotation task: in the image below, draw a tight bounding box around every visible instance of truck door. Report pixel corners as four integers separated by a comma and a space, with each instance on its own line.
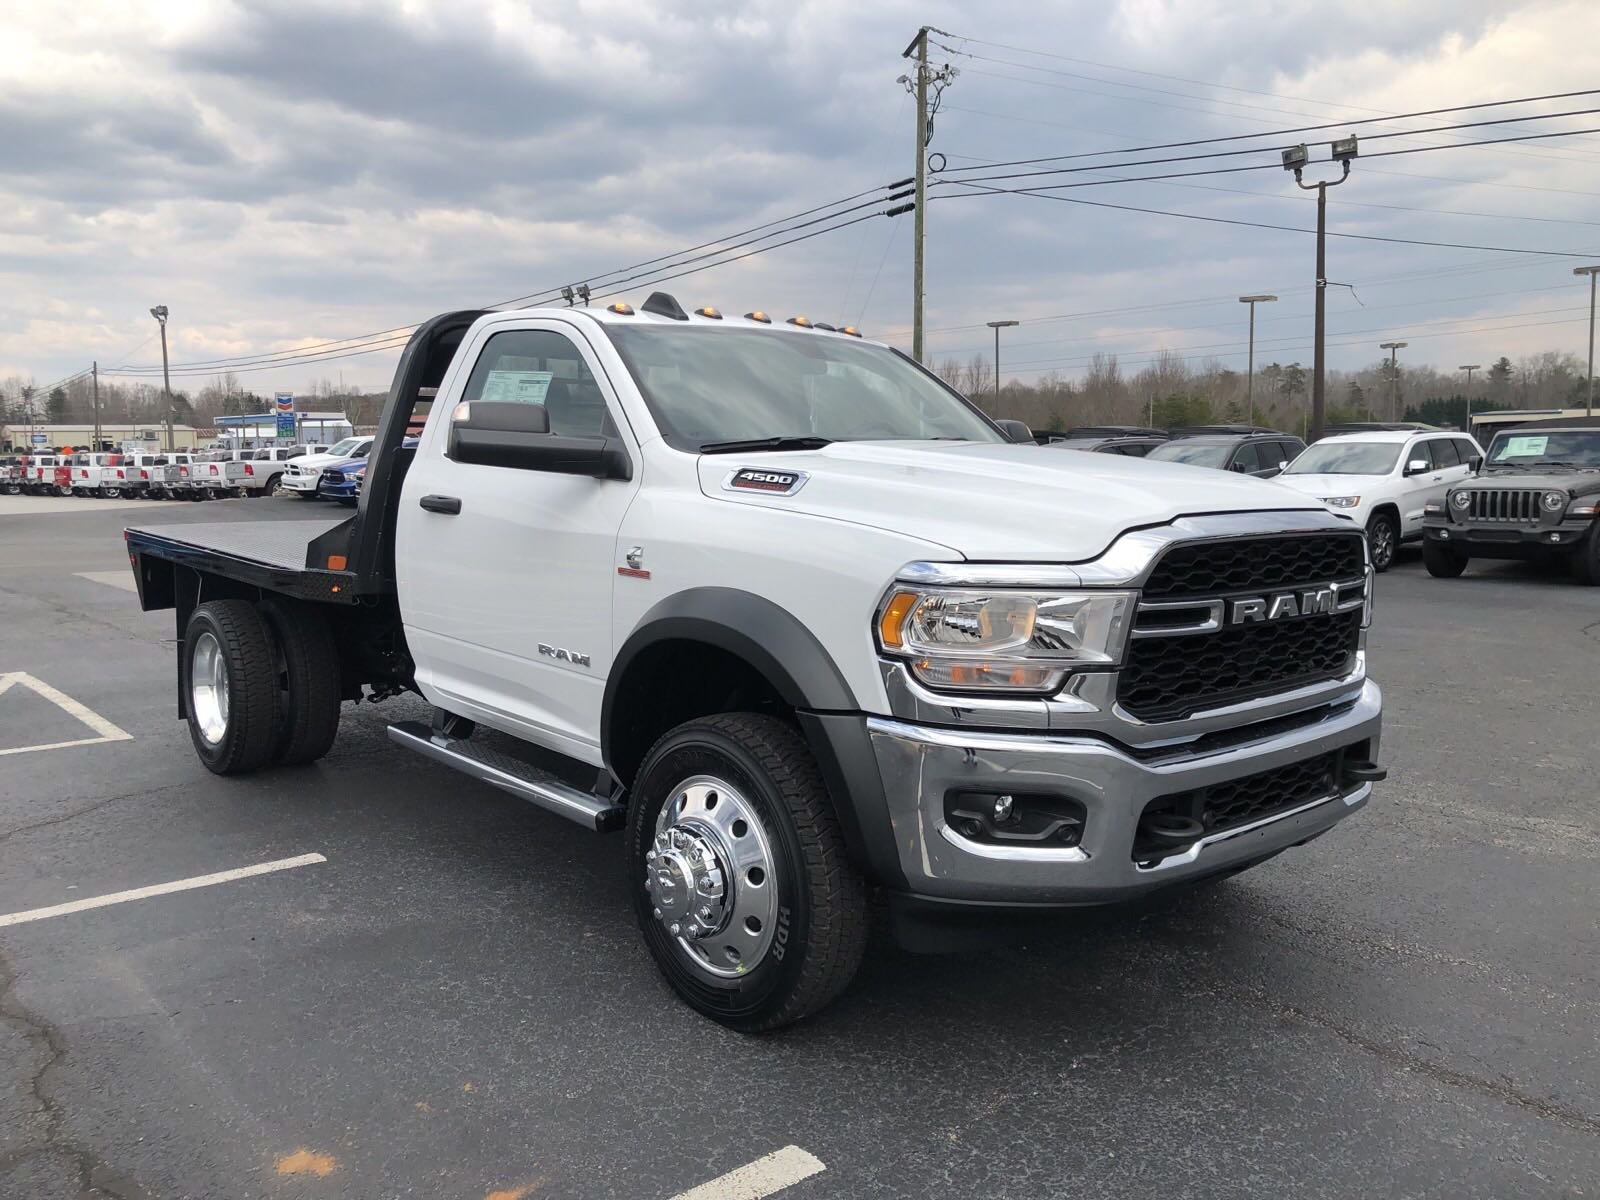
399, 320, 641, 762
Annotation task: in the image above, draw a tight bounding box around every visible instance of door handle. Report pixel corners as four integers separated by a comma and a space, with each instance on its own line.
419, 494, 462, 515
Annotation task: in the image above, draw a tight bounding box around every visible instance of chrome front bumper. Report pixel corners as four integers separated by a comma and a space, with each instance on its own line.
866, 679, 1381, 905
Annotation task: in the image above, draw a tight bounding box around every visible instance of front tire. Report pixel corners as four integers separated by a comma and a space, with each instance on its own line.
182, 600, 280, 775
628, 714, 867, 1032
1423, 540, 1468, 578
1366, 511, 1399, 572
266, 474, 285, 497
1569, 527, 1600, 586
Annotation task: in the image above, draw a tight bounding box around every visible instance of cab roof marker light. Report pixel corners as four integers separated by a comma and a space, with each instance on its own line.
787, 316, 813, 328
694, 306, 723, 319
744, 311, 772, 323
814, 322, 838, 332
840, 325, 863, 337
606, 302, 635, 315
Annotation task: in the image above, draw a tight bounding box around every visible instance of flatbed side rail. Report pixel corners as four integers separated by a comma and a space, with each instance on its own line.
125, 527, 362, 610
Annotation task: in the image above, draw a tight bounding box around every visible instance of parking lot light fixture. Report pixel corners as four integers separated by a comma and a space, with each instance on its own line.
986, 319, 1019, 404
1239, 295, 1277, 423
1575, 266, 1599, 416
1380, 341, 1408, 421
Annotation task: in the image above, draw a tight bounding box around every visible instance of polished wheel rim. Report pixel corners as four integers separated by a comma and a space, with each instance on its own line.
1370, 520, 1394, 567
645, 775, 778, 980
190, 631, 230, 745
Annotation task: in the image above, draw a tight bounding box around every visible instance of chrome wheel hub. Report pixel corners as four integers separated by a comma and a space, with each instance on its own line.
190, 631, 230, 746
645, 776, 777, 979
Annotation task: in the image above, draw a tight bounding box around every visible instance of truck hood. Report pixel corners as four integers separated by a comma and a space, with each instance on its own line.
698, 441, 1325, 562
293, 452, 353, 470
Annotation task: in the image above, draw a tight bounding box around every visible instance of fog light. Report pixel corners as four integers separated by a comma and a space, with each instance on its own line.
1439, 530, 1451, 540
992, 794, 1014, 823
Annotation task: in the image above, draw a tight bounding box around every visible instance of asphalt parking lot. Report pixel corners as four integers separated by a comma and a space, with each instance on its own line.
1, 496, 1596, 1200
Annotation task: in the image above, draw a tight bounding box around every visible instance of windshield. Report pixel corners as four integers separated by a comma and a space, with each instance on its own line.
326, 437, 362, 456
1285, 442, 1402, 476
1147, 441, 1232, 468
604, 327, 1003, 451
1486, 431, 1600, 468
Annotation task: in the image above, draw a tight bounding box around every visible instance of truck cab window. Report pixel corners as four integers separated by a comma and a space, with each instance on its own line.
460, 328, 615, 438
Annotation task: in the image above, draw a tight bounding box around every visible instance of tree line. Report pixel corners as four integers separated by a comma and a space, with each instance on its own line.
938, 349, 1592, 435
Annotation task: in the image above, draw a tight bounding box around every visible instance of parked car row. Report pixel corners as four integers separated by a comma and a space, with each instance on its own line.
0, 445, 329, 500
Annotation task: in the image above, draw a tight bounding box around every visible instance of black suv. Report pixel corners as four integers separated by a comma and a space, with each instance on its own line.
1042, 425, 1170, 457
1422, 418, 1600, 585
1146, 426, 1306, 478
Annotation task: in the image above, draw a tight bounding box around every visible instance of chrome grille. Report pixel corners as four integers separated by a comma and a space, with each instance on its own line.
1465, 489, 1542, 523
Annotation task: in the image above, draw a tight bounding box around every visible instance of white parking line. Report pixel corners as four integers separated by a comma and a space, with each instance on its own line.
0, 853, 327, 929
75, 570, 138, 593
669, 1146, 825, 1200
0, 671, 134, 757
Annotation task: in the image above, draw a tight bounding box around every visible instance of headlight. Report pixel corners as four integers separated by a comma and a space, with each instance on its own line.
1542, 489, 1568, 513
1451, 490, 1472, 509
877, 587, 1136, 694
1320, 495, 1360, 509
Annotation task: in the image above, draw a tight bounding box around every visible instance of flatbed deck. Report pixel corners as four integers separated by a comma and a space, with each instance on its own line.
126, 517, 364, 605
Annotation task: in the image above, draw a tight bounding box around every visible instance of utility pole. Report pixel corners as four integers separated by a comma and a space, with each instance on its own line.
1380, 341, 1407, 422
1239, 294, 1277, 424
151, 305, 174, 451
1459, 363, 1481, 435
92, 361, 101, 452
901, 27, 954, 364
987, 319, 1018, 405
1576, 265, 1599, 416
1284, 136, 1357, 442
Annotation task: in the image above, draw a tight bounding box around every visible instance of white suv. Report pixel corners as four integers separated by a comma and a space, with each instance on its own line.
280, 436, 372, 498
1276, 430, 1482, 570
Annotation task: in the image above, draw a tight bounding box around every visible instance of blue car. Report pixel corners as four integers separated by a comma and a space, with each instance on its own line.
320, 437, 416, 506
320, 457, 366, 506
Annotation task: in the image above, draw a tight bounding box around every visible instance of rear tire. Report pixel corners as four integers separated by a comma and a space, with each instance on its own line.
183, 600, 280, 775
266, 474, 285, 497
258, 600, 343, 765
628, 713, 867, 1032
103, 486, 123, 499
1423, 540, 1468, 578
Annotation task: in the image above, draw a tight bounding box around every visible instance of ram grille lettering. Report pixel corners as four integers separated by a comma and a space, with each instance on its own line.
1229, 586, 1339, 625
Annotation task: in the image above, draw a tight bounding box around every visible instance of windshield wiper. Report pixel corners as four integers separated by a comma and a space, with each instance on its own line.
698, 436, 833, 455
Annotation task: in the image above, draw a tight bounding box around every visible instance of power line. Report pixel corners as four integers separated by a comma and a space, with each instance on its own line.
934, 120, 1600, 190
113, 206, 907, 379
933, 86, 1600, 173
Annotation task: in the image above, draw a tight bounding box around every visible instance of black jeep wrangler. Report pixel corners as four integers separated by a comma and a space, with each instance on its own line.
1422, 417, 1600, 584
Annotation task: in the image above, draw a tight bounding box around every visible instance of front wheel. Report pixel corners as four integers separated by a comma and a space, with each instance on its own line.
1423, 540, 1468, 578
1569, 527, 1600, 586
1366, 511, 1399, 572
266, 475, 286, 497
628, 714, 867, 1032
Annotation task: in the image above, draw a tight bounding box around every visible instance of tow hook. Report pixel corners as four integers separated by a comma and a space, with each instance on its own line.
1138, 813, 1205, 847
1341, 760, 1388, 786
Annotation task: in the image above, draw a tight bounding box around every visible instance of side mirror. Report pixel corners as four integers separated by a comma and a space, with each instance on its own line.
1468, 455, 1484, 472
449, 401, 631, 480
1277, 460, 1289, 471
1403, 458, 1429, 476
996, 418, 1034, 444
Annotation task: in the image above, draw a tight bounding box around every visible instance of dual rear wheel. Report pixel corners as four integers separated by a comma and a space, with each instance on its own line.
183, 598, 343, 774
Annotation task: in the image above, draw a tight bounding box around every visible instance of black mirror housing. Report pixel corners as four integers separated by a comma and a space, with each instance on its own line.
996, 418, 1034, 444
450, 401, 631, 480
1468, 455, 1484, 472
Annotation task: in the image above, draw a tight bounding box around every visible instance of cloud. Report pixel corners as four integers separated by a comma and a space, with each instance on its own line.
1, 0, 1597, 393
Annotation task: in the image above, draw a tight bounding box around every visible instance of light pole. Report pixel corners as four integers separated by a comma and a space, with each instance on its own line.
1284, 135, 1358, 443
1380, 341, 1408, 422
1459, 363, 1481, 436
1239, 294, 1277, 424
150, 305, 175, 451
987, 319, 1018, 405
1576, 265, 1599, 416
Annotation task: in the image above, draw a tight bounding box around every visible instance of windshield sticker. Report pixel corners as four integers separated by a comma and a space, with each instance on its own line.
725, 467, 809, 496
481, 369, 553, 405
1500, 435, 1548, 457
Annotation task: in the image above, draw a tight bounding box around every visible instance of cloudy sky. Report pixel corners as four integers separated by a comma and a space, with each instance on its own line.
2, 0, 1598, 397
